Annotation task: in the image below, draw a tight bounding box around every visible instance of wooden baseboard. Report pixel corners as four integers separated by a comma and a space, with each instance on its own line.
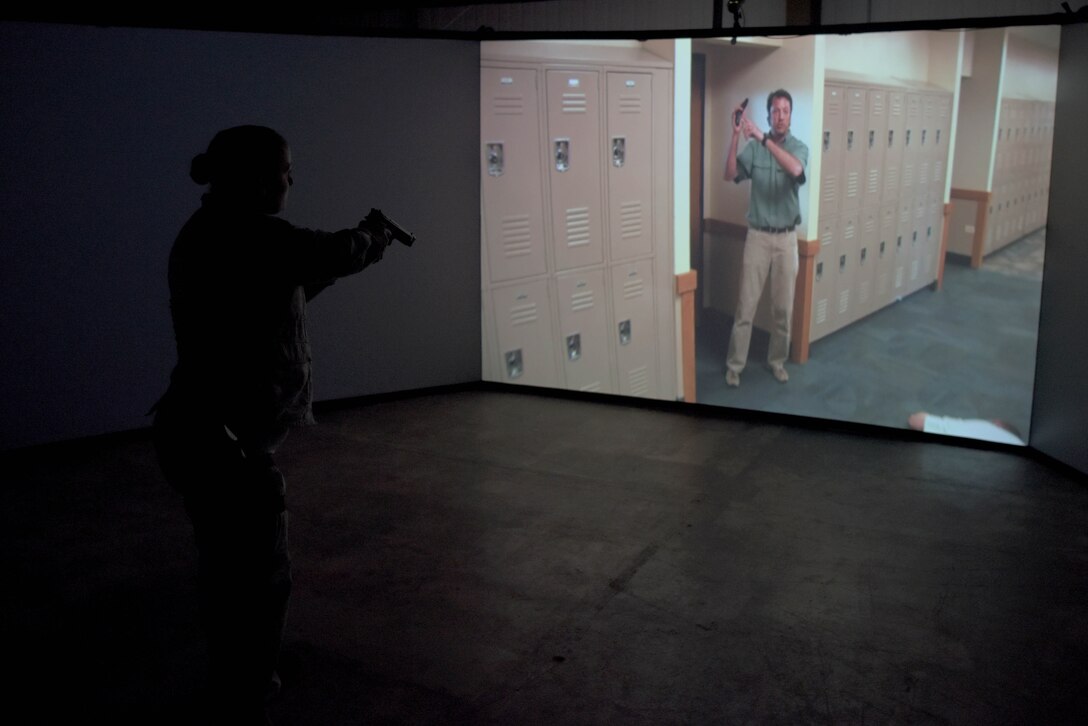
676, 270, 698, 403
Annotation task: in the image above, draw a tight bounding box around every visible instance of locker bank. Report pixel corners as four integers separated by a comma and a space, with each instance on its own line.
480, 29, 1057, 415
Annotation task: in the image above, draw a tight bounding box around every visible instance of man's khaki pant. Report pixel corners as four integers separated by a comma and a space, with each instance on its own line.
726, 227, 799, 374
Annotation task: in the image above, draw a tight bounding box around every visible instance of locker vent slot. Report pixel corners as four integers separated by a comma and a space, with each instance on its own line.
622, 277, 645, 299
815, 298, 828, 325
864, 216, 877, 234
838, 289, 850, 315
509, 302, 539, 326
618, 94, 643, 114
619, 201, 643, 239
492, 95, 526, 115
895, 266, 904, 288
565, 207, 591, 247
570, 289, 595, 312
627, 366, 650, 397
868, 168, 880, 194
579, 382, 603, 393
562, 93, 587, 113
843, 221, 856, 241
877, 272, 888, 295
846, 171, 859, 199
871, 94, 885, 116
919, 161, 930, 183
933, 160, 943, 181
860, 280, 870, 303
821, 177, 837, 206
902, 164, 913, 188
910, 259, 919, 280
501, 215, 533, 258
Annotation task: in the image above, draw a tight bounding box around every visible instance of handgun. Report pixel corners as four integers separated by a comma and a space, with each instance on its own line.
365, 208, 416, 247
734, 97, 749, 126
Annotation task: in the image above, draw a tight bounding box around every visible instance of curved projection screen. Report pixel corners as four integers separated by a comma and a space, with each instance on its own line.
480, 25, 1060, 448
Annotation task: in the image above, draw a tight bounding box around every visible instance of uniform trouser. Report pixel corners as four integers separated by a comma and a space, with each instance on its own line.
726, 227, 799, 374
152, 401, 291, 725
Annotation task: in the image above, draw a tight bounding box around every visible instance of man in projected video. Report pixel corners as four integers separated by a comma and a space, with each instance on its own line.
724, 89, 809, 387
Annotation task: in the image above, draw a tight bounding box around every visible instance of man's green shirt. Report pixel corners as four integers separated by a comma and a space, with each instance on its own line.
735, 132, 809, 229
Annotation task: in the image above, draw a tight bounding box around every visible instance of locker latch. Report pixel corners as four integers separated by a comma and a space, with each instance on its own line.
555, 138, 570, 172
921, 129, 927, 146
816, 261, 823, 282
860, 247, 868, 265
906, 129, 912, 147
618, 320, 632, 346
839, 254, 847, 273
847, 130, 854, 151
888, 130, 894, 148
612, 137, 626, 167
566, 333, 581, 361
505, 349, 523, 380
880, 241, 886, 257
936, 129, 941, 146
486, 143, 504, 177
823, 131, 830, 152
869, 130, 875, 149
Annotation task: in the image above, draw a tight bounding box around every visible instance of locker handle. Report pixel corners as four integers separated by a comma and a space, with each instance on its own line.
869, 130, 875, 149
823, 131, 831, 152
888, 129, 894, 148
816, 261, 823, 282
555, 138, 570, 172
847, 130, 854, 151
612, 137, 626, 167
566, 333, 581, 361
921, 129, 927, 146
905, 129, 911, 147
936, 129, 941, 146
860, 247, 868, 265
618, 320, 632, 346
879, 240, 886, 257
839, 254, 847, 273
505, 349, 524, 380
486, 142, 504, 177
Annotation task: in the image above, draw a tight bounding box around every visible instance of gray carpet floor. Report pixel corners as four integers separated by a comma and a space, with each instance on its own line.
696, 230, 1044, 441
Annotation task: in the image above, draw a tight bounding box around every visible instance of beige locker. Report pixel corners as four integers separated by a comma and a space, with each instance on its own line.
931, 94, 952, 186
883, 90, 905, 202
811, 215, 838, 341
875, 203, 897, 308
917, 93, 935, 197
893, 197, 913, 297
607, 72, 654, 261
491, 278, 559, 388
854, 206, 879, 322
899, 92, 922, 197
556, 269, 613, 393
907, 196, 927, 293
842, 87, 867, 214
546, 70, 605, 272
611, 260, 657, 398
820, 85, 846, 220
481, 67, 549, 283
834, 211, 859, 330
863, 88, 888, 209
921, 192, 943, 284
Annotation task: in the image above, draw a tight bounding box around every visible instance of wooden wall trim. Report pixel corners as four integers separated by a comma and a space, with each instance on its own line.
675, 270, 698, 403
703, 217, 748, 238
951, 187, 992, 269
937, 201, 953, 290
791, 237, 818, 364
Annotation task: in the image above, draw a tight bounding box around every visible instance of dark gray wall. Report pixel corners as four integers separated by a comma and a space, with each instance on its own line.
0, 22, 480, 450
1030, 20, 1088, 474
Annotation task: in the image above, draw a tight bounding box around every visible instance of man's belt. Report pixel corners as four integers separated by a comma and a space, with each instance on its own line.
752, 224, 796, 233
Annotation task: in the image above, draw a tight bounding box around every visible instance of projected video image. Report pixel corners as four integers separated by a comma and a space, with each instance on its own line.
480, 26, 1060, 447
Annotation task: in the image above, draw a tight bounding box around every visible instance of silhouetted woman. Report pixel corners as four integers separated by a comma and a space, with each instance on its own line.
152, 125, 391, 724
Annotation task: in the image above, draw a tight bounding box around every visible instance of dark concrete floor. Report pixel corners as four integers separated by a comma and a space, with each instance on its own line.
3, 387, 1087, 724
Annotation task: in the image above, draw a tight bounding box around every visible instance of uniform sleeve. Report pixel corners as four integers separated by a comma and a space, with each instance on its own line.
265, 218, 386, 293
735, 141, 755, 183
